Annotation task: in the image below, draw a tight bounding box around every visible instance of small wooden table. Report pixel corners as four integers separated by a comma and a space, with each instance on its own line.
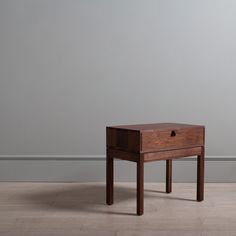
106, 123, 205, 215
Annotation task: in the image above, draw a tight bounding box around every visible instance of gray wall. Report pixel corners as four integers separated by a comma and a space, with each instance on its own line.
1, 0, 236, 182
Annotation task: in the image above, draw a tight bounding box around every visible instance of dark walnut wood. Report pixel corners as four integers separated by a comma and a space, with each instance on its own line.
106, 123, 205, 215
107, 123, 204, 153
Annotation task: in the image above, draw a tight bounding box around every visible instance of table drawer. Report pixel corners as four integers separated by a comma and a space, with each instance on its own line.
141, 127, 204, 152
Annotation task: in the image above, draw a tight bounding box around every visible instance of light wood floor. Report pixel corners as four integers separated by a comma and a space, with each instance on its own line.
0, 183, 236, 236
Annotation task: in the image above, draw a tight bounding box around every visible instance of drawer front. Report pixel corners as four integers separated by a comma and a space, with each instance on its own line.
141, 127, 204, 152
106, 128, 140, 152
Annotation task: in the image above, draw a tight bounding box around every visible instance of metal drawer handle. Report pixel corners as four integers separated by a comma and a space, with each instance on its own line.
171, 130, 176, 137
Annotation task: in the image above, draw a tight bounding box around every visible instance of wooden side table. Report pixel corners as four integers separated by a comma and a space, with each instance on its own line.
106, 123, 205, 215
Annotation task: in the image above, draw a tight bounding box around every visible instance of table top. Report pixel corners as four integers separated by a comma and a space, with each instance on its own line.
108, 123, 204, 131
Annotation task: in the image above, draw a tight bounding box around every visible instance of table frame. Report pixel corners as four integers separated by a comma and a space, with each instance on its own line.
106, 146, 205, 215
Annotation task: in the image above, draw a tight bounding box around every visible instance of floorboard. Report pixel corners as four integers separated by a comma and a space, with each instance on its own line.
0, 183, 236, 236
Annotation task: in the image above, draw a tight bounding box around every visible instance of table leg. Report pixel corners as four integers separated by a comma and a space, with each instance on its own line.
106, 150, 113, 205
137, 156, 144, 215
166, 159, 172, 193
197, 147, 205, 201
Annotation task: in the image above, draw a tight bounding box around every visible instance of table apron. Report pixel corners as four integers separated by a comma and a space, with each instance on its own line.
144, 146, 203, 162
107, 146, 203, 163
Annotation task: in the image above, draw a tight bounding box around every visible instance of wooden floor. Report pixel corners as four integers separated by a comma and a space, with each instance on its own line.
0, 183, 236, 236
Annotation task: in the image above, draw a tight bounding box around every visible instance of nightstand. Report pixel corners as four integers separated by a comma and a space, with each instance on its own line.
106, 123, 205, 215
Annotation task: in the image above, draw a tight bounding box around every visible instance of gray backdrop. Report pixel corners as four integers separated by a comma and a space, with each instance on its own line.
1, 0, 236, 182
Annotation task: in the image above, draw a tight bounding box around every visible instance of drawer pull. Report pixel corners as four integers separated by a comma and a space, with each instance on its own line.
171, 130, 176, 137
